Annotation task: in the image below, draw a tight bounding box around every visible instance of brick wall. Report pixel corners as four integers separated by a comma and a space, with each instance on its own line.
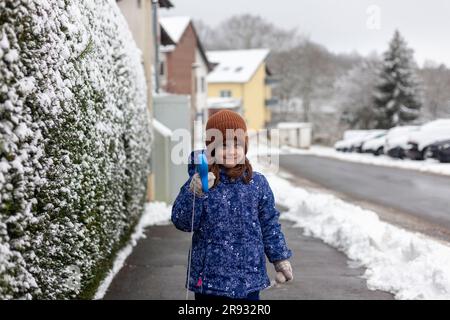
164, 23, 196, 94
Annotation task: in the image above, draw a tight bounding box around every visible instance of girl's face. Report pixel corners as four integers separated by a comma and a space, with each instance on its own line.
215, 139, 245, 168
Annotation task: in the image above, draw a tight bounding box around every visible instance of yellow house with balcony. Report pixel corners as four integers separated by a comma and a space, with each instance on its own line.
206, 49, 277, 130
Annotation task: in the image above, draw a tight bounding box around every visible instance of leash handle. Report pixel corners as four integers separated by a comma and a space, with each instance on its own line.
186, 151, 209, 300
196, 152, 209, 193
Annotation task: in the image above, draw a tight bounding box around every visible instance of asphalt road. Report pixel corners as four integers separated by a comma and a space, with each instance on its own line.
279, 154, 450, 231
103, 219, 392, 300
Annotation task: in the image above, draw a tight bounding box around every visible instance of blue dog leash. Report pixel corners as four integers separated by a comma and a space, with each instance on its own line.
186, 152, 209, 300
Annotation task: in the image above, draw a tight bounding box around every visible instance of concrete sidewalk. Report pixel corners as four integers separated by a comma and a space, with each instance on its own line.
103, 212, 393, 300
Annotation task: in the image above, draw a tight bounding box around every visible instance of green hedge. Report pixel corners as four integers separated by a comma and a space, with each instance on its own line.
0, 0, 152, 299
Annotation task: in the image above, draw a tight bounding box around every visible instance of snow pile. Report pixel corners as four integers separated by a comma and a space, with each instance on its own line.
140, 201, 173, 227
94, 201, 172, 299
248, 147, 450, 300
0, 0, 151, 299
283, 145, 450, 176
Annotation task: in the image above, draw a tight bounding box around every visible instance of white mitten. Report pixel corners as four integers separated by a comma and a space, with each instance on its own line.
189, 172, 215, 196
274, 259, 293, 284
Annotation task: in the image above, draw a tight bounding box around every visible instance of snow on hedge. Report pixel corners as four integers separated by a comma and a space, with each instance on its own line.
0, 0, 152, 299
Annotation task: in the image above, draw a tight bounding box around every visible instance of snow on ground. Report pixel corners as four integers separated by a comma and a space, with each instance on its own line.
249, 142, 450, 300
94, 201, 171, 299
282, 145, 450, 176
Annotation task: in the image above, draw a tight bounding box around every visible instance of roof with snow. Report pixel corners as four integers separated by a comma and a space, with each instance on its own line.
159, 16, 191, 44
207, 97, 242, 109
206, 49, 270, 83
159, 16, 212, 71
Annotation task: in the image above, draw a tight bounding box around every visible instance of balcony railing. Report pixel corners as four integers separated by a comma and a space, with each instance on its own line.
265, 77, 280, 86
265, 97, 280, 107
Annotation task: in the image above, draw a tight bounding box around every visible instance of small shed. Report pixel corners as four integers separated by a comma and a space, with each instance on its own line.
277, 122, 312, 149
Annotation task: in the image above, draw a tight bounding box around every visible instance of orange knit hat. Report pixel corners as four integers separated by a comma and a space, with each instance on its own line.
206, 110, 248, 154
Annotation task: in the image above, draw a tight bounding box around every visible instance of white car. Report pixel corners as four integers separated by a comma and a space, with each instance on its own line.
384, 126, 419, 159
334, 139, 349, 151
406, 119, 450, 160
361, 132, 387, 155
334, 130, 370, 152
334, 137, 360, 152
335, 130, 386, 152
348, 130, 386, 153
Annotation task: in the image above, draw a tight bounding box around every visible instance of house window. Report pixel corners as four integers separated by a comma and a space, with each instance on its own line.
201, 77, 205, 93
159, 61, 165, 76
220, 90, 232, 98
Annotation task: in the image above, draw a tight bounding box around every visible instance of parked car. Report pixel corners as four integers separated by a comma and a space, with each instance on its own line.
334, 130, 370, 152
424, 140, 444, 159
406, 119, 450, 160
361, 132, 387, 155
334, 139, 350, 152
335, 136, 363, 152
350, 130, 386, 153
384, 126, 419, 159
335, 130, 387, 153
437, 140, 450, 163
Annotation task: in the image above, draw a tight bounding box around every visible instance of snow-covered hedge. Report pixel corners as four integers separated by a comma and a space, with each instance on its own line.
0, 0, 152, 299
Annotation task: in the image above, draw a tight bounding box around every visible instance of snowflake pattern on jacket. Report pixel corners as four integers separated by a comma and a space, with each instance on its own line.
171, 150, 293, 298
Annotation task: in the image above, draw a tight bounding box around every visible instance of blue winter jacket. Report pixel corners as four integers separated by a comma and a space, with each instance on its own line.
171, 150, 293, 298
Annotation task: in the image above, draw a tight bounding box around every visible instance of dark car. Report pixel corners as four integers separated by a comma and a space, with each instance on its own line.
406, 142, 423, 160
437, 140, 450, 163
387, 146, 407, 159
409, 140, 448, 160
423, 141, 442, 159
406, 119, 450, 161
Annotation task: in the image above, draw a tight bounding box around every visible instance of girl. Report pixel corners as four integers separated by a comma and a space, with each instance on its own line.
171, 110, 293, 300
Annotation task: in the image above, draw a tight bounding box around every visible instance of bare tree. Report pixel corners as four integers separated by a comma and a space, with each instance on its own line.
335, 58, 381, 129
194, 14, 366, 143
193, 19, 215, 48
270, 40, 357, 122
419, 62, 450, 120
194, 14, 302, 51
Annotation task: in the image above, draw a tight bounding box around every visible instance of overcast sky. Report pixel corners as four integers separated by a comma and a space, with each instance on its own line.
163, 0, 450, 67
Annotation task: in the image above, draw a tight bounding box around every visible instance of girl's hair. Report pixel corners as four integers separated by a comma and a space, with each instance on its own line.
209, 158, 253, 188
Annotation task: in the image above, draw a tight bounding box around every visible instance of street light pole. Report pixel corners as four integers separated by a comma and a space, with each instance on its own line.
191, 62, 200, 149
152, 0, 160, 93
